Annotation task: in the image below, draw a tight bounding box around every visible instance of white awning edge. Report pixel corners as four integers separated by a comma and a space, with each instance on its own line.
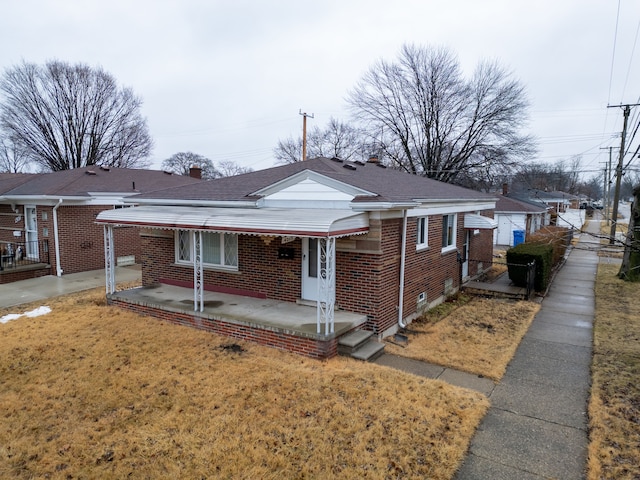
464, 213, 498, 229
96, 205, 369, 238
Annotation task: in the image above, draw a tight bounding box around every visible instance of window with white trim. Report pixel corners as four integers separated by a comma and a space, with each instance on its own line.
442, 214, 456, 250
416, 216, 428, 249
176, 230, 238, 269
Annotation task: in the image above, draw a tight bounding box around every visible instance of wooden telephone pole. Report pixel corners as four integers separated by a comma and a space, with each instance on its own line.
608, 103, 640, 244
299, 110, 314, 161
600, 146, 613, 225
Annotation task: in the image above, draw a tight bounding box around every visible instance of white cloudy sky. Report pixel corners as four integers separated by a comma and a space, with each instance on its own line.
1, 0, 639, 180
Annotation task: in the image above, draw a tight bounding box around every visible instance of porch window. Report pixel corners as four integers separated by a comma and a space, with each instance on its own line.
176, 230, 238, 269
416, 216, 428, 250
442, 214, 456, 251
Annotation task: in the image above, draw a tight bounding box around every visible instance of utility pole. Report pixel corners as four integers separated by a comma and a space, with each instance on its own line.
299, 110, 314, 161
600, 146, 613, 225
608, 103, 640, 244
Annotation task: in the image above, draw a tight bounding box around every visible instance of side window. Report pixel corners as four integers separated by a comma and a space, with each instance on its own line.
442, 214, 456, 251
416, 217, 428, 250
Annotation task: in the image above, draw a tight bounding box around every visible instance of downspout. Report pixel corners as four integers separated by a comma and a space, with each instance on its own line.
398, 209, 408, 329
53, 198, 63, 276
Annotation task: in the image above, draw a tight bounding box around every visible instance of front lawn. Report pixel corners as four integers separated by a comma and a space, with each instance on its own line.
0, 288, 489, 479
385, 296, 540, 381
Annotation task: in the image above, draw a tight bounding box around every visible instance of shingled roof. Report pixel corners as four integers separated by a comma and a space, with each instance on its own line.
130, 157, 493, 205
495, 195, 548, 213
1, 167, 201, 198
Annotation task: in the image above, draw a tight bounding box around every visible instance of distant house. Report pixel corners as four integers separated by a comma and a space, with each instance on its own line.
0, 167, 201, 283
494, 195, 549, 246
97, 157, 497, 359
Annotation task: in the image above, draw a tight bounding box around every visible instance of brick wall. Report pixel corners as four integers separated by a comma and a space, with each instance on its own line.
108, 297, 338, 359
57, 205, 141, 274
137, 210, 495, 338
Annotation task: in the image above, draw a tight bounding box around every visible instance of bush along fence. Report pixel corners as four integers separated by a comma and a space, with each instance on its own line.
506, 226, 571, 294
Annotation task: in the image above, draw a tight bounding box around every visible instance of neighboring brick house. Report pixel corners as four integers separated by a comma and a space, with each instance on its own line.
0, 167, 201, 283
97, 157, 497, 358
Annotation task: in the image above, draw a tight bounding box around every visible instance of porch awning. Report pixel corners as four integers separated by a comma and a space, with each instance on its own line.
464, 213, 498, 229
96, 205, 369, 238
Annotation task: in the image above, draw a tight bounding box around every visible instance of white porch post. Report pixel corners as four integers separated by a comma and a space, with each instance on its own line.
103, 225, 115, 295
316, 237, 336, 335
193, 230, 203, 312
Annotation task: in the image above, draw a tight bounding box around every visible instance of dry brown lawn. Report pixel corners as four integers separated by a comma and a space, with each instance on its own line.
588, 263, 640, 480
386, 296, 540, 381
0, 287, 489, 479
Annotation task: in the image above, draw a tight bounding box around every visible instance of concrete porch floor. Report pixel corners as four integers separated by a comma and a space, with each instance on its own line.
109, 283, 369, 340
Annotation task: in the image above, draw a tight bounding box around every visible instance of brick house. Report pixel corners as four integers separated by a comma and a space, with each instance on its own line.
0, 167, 201, 283
97, 157, 497, 359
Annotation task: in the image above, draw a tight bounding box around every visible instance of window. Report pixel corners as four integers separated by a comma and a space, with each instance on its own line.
442, 214, 456, 251
176, 230, 238, 269
416, 217, 428, 249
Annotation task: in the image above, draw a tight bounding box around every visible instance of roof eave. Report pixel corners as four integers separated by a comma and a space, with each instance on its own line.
123, 198, 259, 208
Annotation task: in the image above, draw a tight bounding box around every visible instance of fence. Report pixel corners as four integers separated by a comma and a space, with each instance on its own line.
467, 257, 536, 300
0, 239, 50, 271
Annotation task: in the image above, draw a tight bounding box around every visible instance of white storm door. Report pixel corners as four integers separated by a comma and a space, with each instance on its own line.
461, 230, 470, 279
302, 238, 319, 301
25, 206, 39, 259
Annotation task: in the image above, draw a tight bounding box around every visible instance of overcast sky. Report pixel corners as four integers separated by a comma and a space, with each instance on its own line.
2, 1, 639, 180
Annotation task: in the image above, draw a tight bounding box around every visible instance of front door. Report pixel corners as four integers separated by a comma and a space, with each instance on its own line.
302, 238, 319, 301
25, 206, 39, 259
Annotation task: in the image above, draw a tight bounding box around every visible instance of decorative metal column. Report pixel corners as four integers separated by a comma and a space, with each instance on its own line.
103, 225, 115, 294
193, 231, 203, 312
316, 237, 336, 335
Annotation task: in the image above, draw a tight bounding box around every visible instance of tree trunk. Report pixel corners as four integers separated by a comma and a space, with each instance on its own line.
618, 186, 640, 281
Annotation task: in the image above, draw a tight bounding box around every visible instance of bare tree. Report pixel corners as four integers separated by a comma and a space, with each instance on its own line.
216, 160, 252, 177
0, 60, 152, 171
0, 135, 29, 172
162, 152, 220, 179
347, 44, 536, 184
274, 117, 367, 164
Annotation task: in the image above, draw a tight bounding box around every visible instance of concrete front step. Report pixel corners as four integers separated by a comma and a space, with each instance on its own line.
338, 329, 385, 361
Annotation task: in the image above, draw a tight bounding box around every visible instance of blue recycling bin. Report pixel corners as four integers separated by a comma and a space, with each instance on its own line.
513, 229, 525, 246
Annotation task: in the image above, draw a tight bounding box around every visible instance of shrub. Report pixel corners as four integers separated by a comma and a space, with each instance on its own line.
507, 243, 554, 291
526, 226, 570, 266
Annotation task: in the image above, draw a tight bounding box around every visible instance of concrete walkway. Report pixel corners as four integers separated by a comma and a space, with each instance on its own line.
453, 219, 601, 479
0, 265, 141, 309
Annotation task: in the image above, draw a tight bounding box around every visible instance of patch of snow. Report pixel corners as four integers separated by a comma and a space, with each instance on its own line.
0, 306, 52, 324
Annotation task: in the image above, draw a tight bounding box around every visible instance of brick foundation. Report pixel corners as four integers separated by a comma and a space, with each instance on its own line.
108, 297, 339, 359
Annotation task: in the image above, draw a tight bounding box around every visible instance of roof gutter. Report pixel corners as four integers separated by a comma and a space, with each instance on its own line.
53, 198, 63, 276
398, 209, 408, 329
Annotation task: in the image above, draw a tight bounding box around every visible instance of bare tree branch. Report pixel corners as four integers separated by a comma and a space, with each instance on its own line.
347, 44, 536, 185
0, 60, 152, 171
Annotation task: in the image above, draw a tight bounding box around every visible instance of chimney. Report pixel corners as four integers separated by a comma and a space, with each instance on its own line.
502, 183, 508, 196
189, 165, 202, 179
367, 155, 379, 164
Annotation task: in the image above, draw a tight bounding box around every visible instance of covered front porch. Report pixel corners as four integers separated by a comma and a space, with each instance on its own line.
107, 282, 368, 359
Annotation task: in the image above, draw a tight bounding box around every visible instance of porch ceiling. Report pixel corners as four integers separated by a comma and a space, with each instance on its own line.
96, 205, 369, 238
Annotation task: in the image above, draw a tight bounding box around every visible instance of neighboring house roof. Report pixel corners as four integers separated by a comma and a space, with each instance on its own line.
527, 189, 577, 203
0, 173, 41, 195
129, 157, 494, 206
495, 195, 548, 214
0, 167, 201, 200
504, 194, 551, 211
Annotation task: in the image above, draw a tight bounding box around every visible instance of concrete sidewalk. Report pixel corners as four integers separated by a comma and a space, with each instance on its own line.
454, 219, 601, 479
0, 265, 141, 309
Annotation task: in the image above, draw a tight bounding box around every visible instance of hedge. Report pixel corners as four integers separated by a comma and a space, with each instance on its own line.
506, 243, 554, 292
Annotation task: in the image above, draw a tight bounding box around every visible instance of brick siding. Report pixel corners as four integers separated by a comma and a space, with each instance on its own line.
108, 297, 338, 359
